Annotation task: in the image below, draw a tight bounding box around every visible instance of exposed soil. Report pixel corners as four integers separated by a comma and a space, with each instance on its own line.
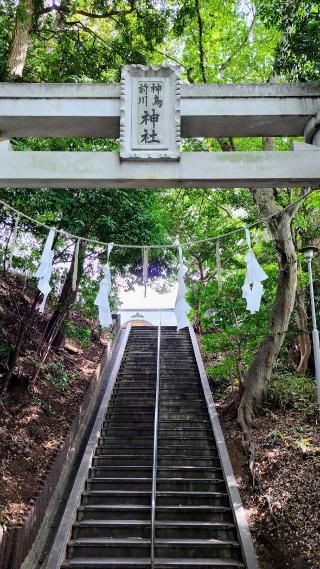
0, 273, 106, 526
217, 395, 320, 569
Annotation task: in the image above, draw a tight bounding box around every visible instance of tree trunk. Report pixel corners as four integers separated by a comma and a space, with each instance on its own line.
238, 186, 301, 435
44, 240, 87, 348
296, 286, 312, 374
193, 295, 202, 334
235, 338, 244, 386
2, 290, 41, 391
7, 0, 34, 77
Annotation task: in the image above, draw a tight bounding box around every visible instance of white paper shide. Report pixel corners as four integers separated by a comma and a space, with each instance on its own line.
35, 228, 55, 313
242, 228, 268, 314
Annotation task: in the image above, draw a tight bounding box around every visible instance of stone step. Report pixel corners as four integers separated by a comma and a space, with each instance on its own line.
60, 558, 148, 569
157, 467, 223, 479
61, 559, 245, 569
99, 437, 214, 448
89, 466, 153, 478
156, 479, 226, 493
159, 365, 198, 370
109, 401, 155, 409
159, 359, 196, 364
92, 455, 154, 467
104, 414, 155, 423
159, 414, 210, 431
72, 520, 151, 540
156, 559, 245, 568
114, 384, 198, 392
86, 478, 152, 491
159, 394, 204, 401
158, 380, 201, 385
159, 401, 206, 408
114, 382, 157, 388
103, 419, 155, 427
98, 435, 153, 443
157, 492, 229, 507
108, 405, 155, 414
121, 349, 156, 353
95, 446, 155, 455
158, 449, 218, 458
92, 455, 221, 467
157, 436, 214, 445
159, 390, 203, 396
99, 425, 216, 448
114, 385, 156, 391
121, 359, 156, 363
158, 372, 199, 377
105, 410, 154, 419
77, 505, 233, 523
77, 505, 151, 521
156, 506, 233, 523
158, 428, 213, 437
67, 538, 241, 560
102, 426, 155, 434
112, 396, 155, 403
157, 456, 221, 468
117, 371, 157, 377
158, 418, 212, 426
158, 442, 216, 452
154, 539, 242, 560
98, 436, 154, 445
116, 371, 157, 377
103, 421, 154, 429
82, 491, 152, 506
72, 520, 236, 541
67, 538, 150, 558
155, 522, 236, 541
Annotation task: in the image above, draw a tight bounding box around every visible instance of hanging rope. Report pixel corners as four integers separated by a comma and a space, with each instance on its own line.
0, 194, 311, 252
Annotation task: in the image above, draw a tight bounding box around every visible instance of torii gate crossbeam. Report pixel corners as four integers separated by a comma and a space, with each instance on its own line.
0, 149, 319, 189
0, 81, 320, 189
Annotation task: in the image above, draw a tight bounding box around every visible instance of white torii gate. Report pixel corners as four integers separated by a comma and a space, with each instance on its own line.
0, 70, 320, 188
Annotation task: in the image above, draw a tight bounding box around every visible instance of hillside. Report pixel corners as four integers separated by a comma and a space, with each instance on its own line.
0, 273, 106, 526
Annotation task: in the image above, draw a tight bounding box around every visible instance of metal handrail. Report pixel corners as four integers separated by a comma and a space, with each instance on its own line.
151, 311, 161, 568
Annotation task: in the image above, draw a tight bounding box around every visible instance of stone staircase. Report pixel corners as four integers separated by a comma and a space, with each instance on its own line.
59, 326, 250, 568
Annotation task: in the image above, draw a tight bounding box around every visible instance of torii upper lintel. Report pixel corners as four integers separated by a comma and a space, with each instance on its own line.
0, 65, 320, 189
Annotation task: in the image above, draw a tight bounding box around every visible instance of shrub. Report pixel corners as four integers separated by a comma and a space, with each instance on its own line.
40, 361, 72, 392
0, 340, 13, 362
65, 320, 92, 348
266, 372, 317, 413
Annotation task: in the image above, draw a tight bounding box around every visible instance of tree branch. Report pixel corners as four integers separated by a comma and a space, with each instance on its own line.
151, 48, 190, 72
219, 12, 256, 72
194, 0, 207, 83
37, 1, 135, 20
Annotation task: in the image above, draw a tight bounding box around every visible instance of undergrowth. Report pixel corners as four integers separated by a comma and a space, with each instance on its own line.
38, 361, 74, 392
65, 320, 92, 348
266, 372, 317, 413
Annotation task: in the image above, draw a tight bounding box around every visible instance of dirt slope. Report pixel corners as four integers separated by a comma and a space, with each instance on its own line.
0, 273, 105, 525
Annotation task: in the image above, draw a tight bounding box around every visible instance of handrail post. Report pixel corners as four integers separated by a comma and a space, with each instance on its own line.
151, 310, 161, 568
